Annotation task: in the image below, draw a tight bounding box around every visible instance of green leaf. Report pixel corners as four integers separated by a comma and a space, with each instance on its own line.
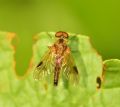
102, 59, 120, 88
1, 31, 119, 107
89, 59, 120, 107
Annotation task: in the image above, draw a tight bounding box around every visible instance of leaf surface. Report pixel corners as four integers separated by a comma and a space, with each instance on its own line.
0, 31, 119, 107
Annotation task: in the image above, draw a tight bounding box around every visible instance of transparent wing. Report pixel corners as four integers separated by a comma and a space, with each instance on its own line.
62, 52, 79, 85
33, 50, 55, 80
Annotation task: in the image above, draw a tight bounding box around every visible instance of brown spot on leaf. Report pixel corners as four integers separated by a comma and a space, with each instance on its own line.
96, 76, 101, 89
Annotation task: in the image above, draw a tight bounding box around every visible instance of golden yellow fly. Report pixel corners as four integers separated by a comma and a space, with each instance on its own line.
33, 31, 79, 86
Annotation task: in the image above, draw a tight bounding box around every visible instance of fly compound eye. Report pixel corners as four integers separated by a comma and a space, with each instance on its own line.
62, 32, 69, 38
55, 31, 63, 38
55, 31, 69, 38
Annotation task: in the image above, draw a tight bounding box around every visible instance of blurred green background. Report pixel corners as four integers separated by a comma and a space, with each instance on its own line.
0, 0, 120, 75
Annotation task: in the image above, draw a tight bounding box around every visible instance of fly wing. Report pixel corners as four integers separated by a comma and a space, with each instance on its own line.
33, 49, 55, 80
62, 52, 79, 85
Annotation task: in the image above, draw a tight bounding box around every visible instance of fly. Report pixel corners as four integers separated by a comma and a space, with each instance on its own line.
33, 31, 79, 86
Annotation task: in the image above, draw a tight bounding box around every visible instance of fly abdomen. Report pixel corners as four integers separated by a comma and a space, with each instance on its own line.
54, 66, 60, 86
